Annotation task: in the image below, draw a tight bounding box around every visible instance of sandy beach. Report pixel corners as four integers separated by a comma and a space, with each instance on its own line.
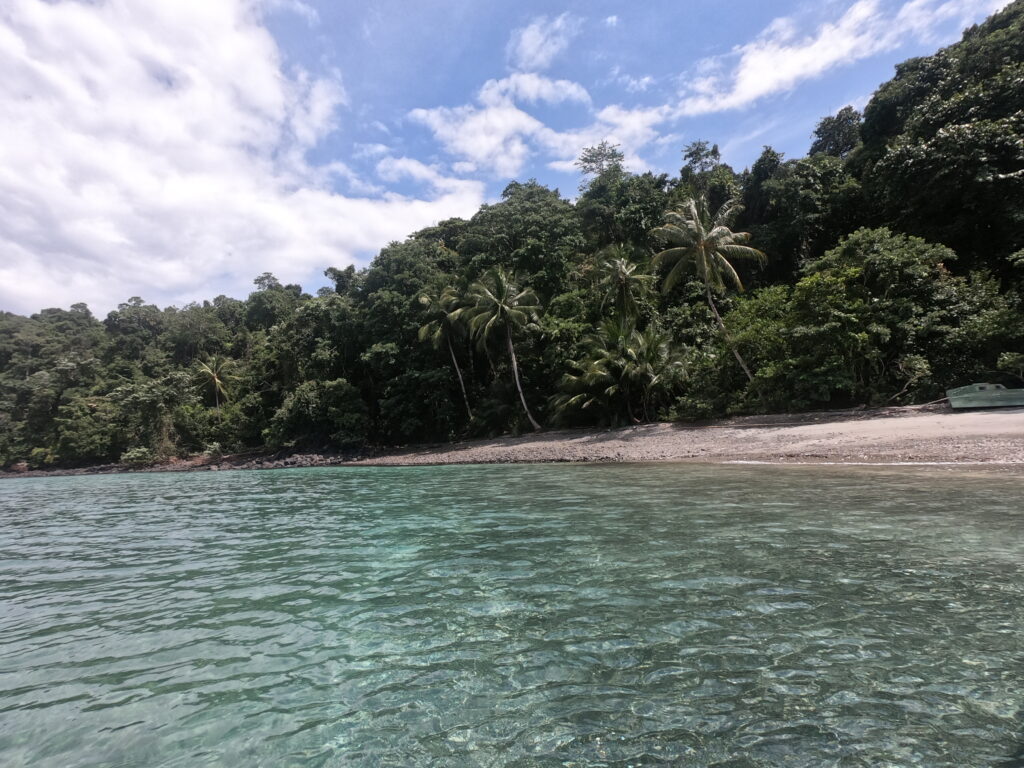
352, 405, 1024, 467
5, 404, 1024, 477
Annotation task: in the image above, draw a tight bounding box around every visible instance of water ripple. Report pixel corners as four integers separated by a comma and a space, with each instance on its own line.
1, 464, 1023, 766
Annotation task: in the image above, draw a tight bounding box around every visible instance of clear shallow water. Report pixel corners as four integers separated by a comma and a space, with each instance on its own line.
1, 465, 1023, 767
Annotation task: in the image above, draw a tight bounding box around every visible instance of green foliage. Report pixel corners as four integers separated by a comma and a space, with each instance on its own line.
459, 268, 544, 431
456, 180, 583, 299
999, 352, 1024, 381
266, 378, 368, 449
418, 287, 474, 421
195, 356, 237, 409
739, 149, 864, 282
810, 106, 862, 158
719, 228, 1024, 410
120, 447, 156, 468
677, 141, 739, 214
575, 141, 625, 179
591, 247, 655, 320
857, 0, 1024, 265
652, 195, 766, 382
53, 397, 120, 466
577, 169, 672, 250
652, 196, 765, 295
552, 317, 686, 426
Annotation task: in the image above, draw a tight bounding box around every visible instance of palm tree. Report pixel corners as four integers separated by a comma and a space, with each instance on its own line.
593, 245, 655, 320
552, 317, 685, 424
459, 268, 543, 431
631, 324, 687, 420
651, 195, 765, 382
418, 287, 473, 420
195, 356, 237, 413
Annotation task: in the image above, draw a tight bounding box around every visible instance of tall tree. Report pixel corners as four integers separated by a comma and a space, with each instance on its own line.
679, 140, 739, 213
810, 106, 862, 158
592, 246, 655, 320
195, 356, 236, 413
682, 140, 721, 175
418, 287, 474, 421
575, 140, 625, 180
652, 196, 766, 381
460, 269, 543, 431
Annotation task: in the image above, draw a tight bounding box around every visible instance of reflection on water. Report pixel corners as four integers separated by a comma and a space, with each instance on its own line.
1, 464, 1022, 766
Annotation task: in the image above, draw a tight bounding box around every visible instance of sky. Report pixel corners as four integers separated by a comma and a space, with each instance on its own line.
0, 0, 1012, 316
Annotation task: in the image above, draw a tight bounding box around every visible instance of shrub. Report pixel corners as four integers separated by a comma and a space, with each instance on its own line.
120, 447, 156, 468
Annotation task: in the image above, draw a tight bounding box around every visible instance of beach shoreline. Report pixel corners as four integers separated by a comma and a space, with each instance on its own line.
4, 403, 1024, 478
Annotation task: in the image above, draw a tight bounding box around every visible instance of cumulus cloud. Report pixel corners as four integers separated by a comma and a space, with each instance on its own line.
604, 15, 619, 28
409, 102, 545, 178
410, 73, 594, 177
375, 156, 486, 198
677, 0, 1012, 116
609, 66, 655, 93
411, 70, 669, 178
506, 13, 582, 71
538, 106, 671, 173
0, 0, 483, 315
479, 72, 591, 106
626, 76, 655, 93
352, 142, 391, 159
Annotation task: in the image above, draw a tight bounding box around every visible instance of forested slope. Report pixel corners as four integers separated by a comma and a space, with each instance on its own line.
2, 1, 1023, 469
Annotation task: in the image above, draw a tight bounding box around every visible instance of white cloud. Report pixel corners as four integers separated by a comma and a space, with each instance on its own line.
627, 76, 654, 93
352, 142, 390, 159
256, 0, 319, 25
410, 73, 593, 177
0, 0, 484, 315
411, 63, 670, 177
604, 15, 619, 28
412, 52, 676, 176
288, 69, 347, 149
720, 121, 784, 158
412, 0, 1010, 183
375, 156, 484, 197
677, 0, 1012, 116
606, 66, 655, 93
537, 105, 671, 173
479, 72, 591, 106
409, 102, 545, 178
506, 13, 582, 71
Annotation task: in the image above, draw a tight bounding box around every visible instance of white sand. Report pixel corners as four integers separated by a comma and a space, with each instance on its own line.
355, 406, 1024, 466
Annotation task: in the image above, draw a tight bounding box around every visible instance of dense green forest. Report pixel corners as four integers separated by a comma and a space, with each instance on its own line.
2, 2, 1023, 469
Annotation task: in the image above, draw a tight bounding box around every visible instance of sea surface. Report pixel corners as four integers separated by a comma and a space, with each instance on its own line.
1, 464, 1023, 767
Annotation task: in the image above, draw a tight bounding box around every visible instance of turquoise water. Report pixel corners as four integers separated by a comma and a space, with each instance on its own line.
1, 465, 1023, 767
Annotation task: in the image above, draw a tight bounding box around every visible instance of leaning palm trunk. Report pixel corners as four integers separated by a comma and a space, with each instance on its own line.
651, 196, 765, 386
506, 326, 542, 431
705, 285, 754, 383
447, 337, 473, 420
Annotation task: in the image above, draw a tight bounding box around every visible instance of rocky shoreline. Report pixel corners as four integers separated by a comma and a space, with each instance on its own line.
0, 450, 361, 478
4, 404, 1024, 479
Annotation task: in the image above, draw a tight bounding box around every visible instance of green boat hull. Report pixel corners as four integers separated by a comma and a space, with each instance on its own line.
946, 383, 1024, 409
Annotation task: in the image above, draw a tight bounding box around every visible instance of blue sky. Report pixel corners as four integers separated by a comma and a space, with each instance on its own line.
0, 0, 1010, 314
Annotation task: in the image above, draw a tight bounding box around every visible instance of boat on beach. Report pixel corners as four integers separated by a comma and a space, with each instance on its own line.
946, 383, 1024, 409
